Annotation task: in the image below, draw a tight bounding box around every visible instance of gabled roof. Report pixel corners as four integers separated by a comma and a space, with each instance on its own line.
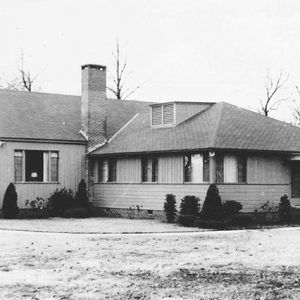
90, 101, 300, 155
0, 89, 151, 143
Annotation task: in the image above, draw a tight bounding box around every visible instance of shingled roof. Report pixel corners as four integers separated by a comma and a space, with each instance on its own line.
0, 89, 151, 143
90, 101, 300, 155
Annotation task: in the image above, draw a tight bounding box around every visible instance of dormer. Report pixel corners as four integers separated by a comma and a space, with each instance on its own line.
150, 101, 214, 128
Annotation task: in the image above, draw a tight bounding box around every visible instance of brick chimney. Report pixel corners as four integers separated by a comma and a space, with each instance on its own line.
81, 64, 107, 150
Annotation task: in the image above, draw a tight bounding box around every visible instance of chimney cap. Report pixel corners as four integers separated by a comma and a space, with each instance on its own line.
81, 64, 106, 71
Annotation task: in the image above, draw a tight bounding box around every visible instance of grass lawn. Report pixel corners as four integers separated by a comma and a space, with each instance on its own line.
0, 219, 299, 299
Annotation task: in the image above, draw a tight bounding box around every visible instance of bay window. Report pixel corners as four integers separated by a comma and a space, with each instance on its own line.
14, 150, 59, 183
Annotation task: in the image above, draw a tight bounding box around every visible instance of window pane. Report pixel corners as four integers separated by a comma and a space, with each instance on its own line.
14, 151, 23, 182
152, 158, 158, 182
25, 150, 44, 182
108, 159, 117, 182
50, 157, 58, 182
224, 155, 238, 183
203, 153, 210, 182
141, 157, 148, 182
238, 156, 247, 183
216, 155, 224, 183
184, 155, 191, 182
98, 161, 104, 182
43, 152, 49, 182
191, 154, 203, 183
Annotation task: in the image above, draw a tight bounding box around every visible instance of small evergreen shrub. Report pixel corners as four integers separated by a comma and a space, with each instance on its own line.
75, 180, 90, 210
223, 200, 243, 218
228, 214, 254, 227
164, 194, 177, 223
201, 184, 223, 220
62, 207, 90, 218
278, 194, 292, 223
47, 188, 74, 217
2, 183, 19, 219
179, 195, 200, 226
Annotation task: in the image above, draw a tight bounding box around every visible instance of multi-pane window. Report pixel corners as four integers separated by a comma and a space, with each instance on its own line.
151, 104, 175, 126
184, 153, 210, 183
141, 157, 158, 182
14, 150, 59, 182
216, 154, 247, 183
98, 159, 116, 182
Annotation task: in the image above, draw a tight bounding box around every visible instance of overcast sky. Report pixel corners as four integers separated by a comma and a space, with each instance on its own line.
1, 0, 300, 122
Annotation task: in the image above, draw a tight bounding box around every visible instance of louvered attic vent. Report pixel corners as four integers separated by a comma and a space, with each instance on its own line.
151, 103, 175, 126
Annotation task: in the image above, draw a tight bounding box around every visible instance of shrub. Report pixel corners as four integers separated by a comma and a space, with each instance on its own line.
278, 194, 292, 223
25, 197, 46, 210
2, 183, 19, 219
178, 195, 200, 226
201, 184, 223, 220
75, 180, 90, 209
223, 200, 243, 218
47, 188, 74, 217
62, 207, 90, 218
194, 218, 227, 229
164, 194, 177, 223
228, 214, 254, 227
180, 195, 200, 216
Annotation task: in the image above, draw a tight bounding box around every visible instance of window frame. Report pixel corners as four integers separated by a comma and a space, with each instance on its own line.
151, 104, 175, 127
14, 150, 59, 183
141, 156, 158, 183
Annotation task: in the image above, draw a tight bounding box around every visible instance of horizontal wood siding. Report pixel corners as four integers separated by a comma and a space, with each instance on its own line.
247, 155, 290, 184
93, 183, 290, 212
218, 184, 290, 212
0, 141, 86, 208
93, 183, 209, 210
158, 155, 183, 183
117, 158, 141, 183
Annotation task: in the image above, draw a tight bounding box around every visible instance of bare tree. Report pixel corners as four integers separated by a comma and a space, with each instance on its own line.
0, 51, 39, 92
291, 86, 300, 126
107, 41, 143, 100
258, 70, 289, 116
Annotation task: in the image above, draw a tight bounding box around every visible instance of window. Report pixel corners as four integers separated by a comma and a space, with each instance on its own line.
141, 157, 158, 182
98, 159, 116, 182
108, 159, 117, 182
14, 150, 59, 182
216, 154, 247, 183
151, 104, 175, 126
184, 153, 210, 183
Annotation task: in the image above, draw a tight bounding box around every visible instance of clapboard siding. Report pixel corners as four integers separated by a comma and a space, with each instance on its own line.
93, 183, 209, 210
0, 141, 86, 208
247, 155, 290, 184
93, 183, 290, 212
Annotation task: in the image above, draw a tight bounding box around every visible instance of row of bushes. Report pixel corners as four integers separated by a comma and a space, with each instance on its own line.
164, 184, 293, 228
1, 180, 90, 219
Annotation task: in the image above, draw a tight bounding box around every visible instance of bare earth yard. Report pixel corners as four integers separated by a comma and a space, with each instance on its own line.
0, 219, 299, 299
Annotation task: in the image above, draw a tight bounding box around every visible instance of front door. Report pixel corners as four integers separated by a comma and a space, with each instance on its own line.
291, 162, 300, 198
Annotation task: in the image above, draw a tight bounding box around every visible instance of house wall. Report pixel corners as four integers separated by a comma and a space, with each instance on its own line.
0, 141, 86, 208
92, 152, 292, 213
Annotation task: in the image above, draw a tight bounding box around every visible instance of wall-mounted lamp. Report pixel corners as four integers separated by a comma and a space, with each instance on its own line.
209, 151, 215, 157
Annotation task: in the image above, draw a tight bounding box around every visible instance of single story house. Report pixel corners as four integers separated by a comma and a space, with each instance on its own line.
1, 64, 300, 217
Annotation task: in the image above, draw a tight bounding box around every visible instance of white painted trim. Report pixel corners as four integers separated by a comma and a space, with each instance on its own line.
79, 130, 88, 141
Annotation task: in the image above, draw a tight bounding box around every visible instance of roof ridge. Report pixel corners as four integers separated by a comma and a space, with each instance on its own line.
0, 88, 80, 98
211, 102, 225, 147
224, 101, 300, 131
175, 104, 214, 127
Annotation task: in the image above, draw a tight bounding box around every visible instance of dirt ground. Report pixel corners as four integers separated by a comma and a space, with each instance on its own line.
0, 220, 299, 299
